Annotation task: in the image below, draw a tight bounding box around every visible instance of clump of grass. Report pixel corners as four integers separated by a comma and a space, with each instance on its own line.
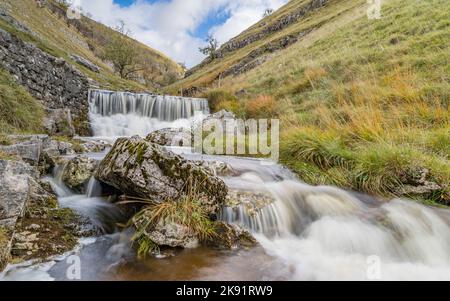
204, 89, 238, 112
245, 95, 278, 119
125, 184, 216, 258
0, 68, 44, 134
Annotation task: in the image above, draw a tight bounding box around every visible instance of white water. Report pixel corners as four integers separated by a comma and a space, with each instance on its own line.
3, 91, 449, 281
88, 90, 209, 138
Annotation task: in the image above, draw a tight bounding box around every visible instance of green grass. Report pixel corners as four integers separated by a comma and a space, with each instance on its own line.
0, 67, 44, 134
127, 189, 216, 258
177, 0, 450, 204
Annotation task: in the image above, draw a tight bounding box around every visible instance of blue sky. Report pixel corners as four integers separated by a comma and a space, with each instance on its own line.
78, 0, 288, 67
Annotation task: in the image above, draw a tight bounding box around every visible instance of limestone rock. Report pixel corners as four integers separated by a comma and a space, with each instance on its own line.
208, 221, 257, 249
145, 220, 199, 249
62, 156, 98, 193
70, 54, 100, 73
43, 108, 76, 137
225, 190, 275, 217
96, 136, 228, 217
146, 128, 193, 147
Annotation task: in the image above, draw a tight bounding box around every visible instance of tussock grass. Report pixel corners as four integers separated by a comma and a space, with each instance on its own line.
125, 184, 216, 258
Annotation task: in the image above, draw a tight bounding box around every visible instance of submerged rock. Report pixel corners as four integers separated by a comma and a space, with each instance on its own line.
194, 160, 236, 177
62, 156, 98, 193
208, 221, 257, 249
225, 190, 275, 217
146, 128, 193, 147
96, 136, 227, 217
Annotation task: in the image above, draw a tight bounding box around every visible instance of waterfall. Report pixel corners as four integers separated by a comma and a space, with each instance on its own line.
88, 89, 209, 138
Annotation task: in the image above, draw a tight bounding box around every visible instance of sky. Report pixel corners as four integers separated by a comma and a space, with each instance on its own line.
76, 0, 288, 67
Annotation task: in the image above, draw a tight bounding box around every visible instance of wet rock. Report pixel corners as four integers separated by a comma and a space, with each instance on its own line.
208, 221, 257, 249
70, 54, 100, 73
62, 156, 98, 193
43, 108, 76, 137
194, 160, 236, 177
144, 220, 199, 249
225, 190, 275, 217
96, 136, 228, 217
146, 128, 193, 147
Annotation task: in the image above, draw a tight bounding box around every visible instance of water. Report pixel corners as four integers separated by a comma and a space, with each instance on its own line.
2, 91, 449, 281
88, 90, 209, 137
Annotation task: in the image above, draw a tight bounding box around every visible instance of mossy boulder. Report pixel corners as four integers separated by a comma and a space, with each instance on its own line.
96, 136, 228, 217
62, 155, 98, 193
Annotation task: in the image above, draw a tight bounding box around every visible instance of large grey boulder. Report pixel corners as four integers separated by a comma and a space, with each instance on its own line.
0, 160, 36, 271
96, 136, 228, 217
62, 156, 98, 193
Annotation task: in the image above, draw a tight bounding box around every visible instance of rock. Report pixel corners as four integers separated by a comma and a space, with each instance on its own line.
146, 128, 193, 147
43, 108, 76, 137
194, 160, 236, 177
62, 156, 98, 193
199, 110, 243, 136
225, 190, 275, 217
96, 136, 228, 217
77, 139, 110, 153
398, 167, 449, 203
0, 139, 42, 167
0, 159, 37, 271
143, 219, 199, 249
208, 221, 257, 249
70, 54, 100, 73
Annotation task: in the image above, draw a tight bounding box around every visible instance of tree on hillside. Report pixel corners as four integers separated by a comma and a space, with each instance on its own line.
199, 35, 219, 59
102, 20, 140, 79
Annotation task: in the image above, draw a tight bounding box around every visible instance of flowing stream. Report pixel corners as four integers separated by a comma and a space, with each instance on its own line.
2, 90, 450, 281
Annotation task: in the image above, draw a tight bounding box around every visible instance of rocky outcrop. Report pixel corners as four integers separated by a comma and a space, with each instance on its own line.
0, 28, 90, 135
62, 156, 98, 193
70, 54, 100, 73
146, 128, 193, 147
186, 0, 329, 77
96, 136, 228, 217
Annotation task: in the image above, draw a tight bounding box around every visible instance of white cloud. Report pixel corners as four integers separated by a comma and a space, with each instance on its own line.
78, 0, 288, 67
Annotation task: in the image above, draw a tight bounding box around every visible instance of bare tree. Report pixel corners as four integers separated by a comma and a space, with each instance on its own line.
199, 35, 219, 59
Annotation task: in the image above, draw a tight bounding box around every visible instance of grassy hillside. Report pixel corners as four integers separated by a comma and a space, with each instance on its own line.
0, 67, 43, 136
1, 0, 182, 91
172, 0, 450, 204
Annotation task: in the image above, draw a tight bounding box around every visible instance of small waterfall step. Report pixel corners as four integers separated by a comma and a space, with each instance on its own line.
89, 89, 210, 122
